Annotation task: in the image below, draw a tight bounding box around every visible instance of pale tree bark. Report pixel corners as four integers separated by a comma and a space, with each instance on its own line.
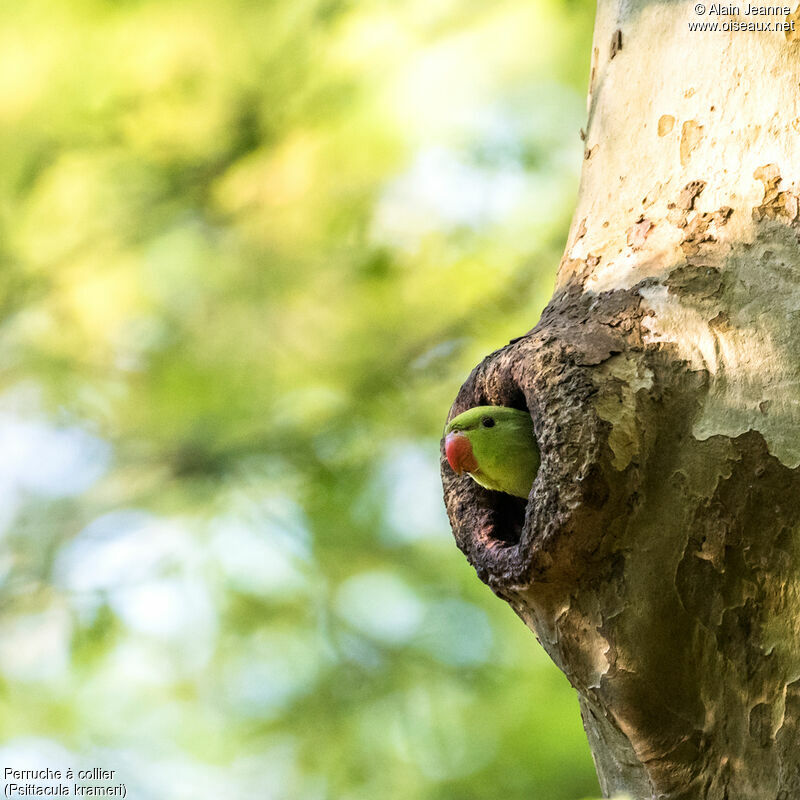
442, 3, 800, 799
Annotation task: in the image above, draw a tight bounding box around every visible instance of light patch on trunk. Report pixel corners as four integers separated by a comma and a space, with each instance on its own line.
593, 354, 654, 471
639, 283, 721, 373
640, 278, 800, 469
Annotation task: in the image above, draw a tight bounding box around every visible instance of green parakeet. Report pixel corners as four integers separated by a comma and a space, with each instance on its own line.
444, 406, 540, 499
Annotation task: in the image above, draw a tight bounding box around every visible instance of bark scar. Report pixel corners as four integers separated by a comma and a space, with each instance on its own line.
610, 29, 623, 59
753, 164, 800, 225
627, 217, 654, 250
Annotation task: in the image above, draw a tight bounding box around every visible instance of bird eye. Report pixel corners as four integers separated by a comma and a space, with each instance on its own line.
481, 416, 495, 428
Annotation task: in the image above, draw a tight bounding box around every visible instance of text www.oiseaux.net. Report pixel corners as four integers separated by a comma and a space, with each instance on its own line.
689, 3, 796, 31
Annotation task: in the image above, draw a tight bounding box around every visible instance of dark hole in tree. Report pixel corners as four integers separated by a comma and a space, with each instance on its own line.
485, 493, 528, 545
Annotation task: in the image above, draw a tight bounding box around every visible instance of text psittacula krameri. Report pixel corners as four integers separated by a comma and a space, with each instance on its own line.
444, 406, 540, 499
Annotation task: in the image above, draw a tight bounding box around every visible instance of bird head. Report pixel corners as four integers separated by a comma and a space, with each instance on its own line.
444, 405, 540, 499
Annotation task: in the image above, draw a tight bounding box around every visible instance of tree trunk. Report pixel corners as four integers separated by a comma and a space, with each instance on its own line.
441, 4, 800, 799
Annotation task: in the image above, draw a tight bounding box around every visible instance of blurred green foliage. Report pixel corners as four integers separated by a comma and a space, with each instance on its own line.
0, 0, 602, 797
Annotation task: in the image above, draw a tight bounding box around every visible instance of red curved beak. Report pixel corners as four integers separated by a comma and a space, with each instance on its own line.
445, 432, 478, 475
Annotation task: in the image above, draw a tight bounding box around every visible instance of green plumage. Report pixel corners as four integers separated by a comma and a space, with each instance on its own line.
445, 405, 540, 498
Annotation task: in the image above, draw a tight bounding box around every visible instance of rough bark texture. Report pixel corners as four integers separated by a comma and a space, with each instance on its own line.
441, 3, 800, 798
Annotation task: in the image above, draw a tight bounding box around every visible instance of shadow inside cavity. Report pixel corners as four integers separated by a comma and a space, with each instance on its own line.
485, 492, 528, 545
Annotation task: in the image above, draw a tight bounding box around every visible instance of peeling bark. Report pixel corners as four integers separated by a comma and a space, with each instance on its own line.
441, 2, 800, 798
